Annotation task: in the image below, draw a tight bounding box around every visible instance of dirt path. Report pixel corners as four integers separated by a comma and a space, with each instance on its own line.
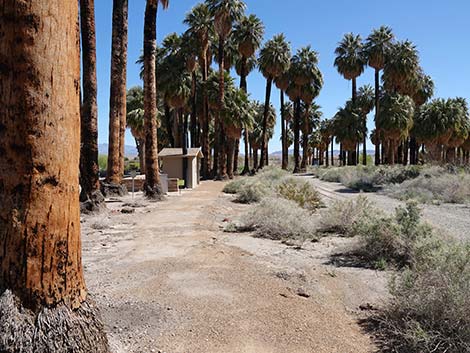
82, 181, 387, 353
303, 175, 470, 241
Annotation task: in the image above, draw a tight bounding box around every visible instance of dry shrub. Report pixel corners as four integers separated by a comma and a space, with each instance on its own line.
317, 196, 377, 236
239, 197, 318, 241
277, 177, 323, 212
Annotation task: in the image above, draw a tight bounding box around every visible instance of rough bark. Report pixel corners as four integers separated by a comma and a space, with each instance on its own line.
200, 52, 211, 179
374, 69, 381, 165
215, 38, 228, 180
107, 0, 128, 185
0, 1, 108, 350
301, 111, 309, 171
233, 138, 240, 175
79, 0, 106, 213
253, 148, 259, 170
259, 77, 273, 169
143, 0, 163, 200
280, 90, 288, 170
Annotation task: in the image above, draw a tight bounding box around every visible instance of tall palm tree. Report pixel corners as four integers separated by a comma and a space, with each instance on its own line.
258, 34, 291, 169
334, 33, 366, 103
377, 93, 415, 164
184, 3, 213, 178
274, 72, 291, 169
356, 85, 375, 165
143, 0, 168, 199
0, 1, 109, 350
233, 14, 265, 174
80, 0, 105, 213
364, 26, 394, 165
107, 0, 128, 189
126, 86, 147, 173
334, 33, 365, 165
332, 102, 364, 164
206, 0, 246, 179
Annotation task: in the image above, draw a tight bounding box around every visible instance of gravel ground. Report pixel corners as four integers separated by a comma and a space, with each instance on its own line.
81, 181, 387, 353
302, 175, 470, 241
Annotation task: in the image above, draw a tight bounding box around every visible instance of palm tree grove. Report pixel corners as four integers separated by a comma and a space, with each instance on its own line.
1, 1, 469, 352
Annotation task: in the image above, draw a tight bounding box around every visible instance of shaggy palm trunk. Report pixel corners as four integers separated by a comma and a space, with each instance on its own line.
331, 139, 334, 166
301, 115, 309, 171
143, 0, 163, 199
79, 0, 105, 213
107, 0, 128, 186
253, 148, 259, 170
403, 138, 409, 166
182, 109, 189, 187
233, 139, 240, 175
410, 136, 418, 165
226, 138, 235, 179
293, 99, 301, 173
215, 38, 228, 179
280, 90, 288, 170
388, 140, 396, 165
0, 1, 109, 350
362, 115, 367, 165
136, 138, 146, 174
190, 72, 198, 148
374, 69, 380, 165
259, 77, 273, 170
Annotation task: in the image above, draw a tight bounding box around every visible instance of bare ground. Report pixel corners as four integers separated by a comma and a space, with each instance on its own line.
82, 181, 388, 353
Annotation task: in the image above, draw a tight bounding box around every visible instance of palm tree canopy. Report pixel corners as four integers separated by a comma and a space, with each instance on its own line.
364, 26, 394, 71
414, 97, 469, 145
290, 46, 321, 87
334, 33, 366, 81
184, 3, 213, 50
235, 55, 257, 76
382, 40, 420, 95
332, 103, 364, 150
355, 84, 375, 116
258, 34, 291, 80
233, 14, 265, 59
205, 0, 246, 39
377, 92, 415, 141
409, 70, 434, 106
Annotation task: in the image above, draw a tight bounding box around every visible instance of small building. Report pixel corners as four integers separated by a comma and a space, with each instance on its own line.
159, 148, 204, 189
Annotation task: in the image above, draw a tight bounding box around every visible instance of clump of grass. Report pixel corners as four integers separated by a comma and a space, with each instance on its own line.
235, 181, 269, 204
222, 178, 247, 194
317, 196, 377, 236
277, 177, 323, 212
353, 201, 441, 269
371, 241, 470, 353
239, 197, 318, 241
386, 173, 470, 204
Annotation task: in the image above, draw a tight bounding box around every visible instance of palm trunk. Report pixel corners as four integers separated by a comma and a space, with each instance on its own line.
293, 99, 301, 173
239, 57, 249, 175
190, 71, 198, 148
79, 0, 105, 212
259, 77, 273, 169
233, 138, 240, 175
280, 90, 288, 170
362, 115, 367, 165
301, 112, 309, 171
0, 1, 109, 350
331, 139, 334, 166
226, 137, 235, 179
253, 148, 259, 170
107, 0, 128, 185
136, 138, 146, 174
201, 45, 211, 179
215, 37, 227, 179
352, 77, 357, 103
143, 0, 163, 199
242, 129, 250, 175
182, 109, 189, 187
374, 69, 381, 165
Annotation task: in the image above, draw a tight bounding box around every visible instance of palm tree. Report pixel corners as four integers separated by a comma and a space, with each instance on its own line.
107, 0, 128, 189
258, 34, 291, 169
206, 0, 246, 179
0, 2, 109, 350
287, 46, 323, 172
233, 14, 265, 174
332, 103, 364, 164
334, 33, 366, 103
143, 0, 168, 199
80, 0, 105, 213
364, 26, 394, 165
126, 87, 146, 173
377, 93, 415, 164
356, 85, 375, 165
184, 3, 213, 178
275, 72, 291, 169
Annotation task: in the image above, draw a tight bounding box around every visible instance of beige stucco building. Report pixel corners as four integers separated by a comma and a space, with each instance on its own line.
159, 148, 203, 189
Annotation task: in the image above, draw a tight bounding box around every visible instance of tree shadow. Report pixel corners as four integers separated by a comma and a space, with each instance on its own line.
326, 251, 377, 270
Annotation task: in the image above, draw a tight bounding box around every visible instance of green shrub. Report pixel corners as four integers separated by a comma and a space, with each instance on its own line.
239, 197, 318, 241
223, 178, 248, 194
317, 196, 377, 236
375, 242, 470, 352
235, 182, 269, 204
277, 177, 322, 212
353, 201, 441, 269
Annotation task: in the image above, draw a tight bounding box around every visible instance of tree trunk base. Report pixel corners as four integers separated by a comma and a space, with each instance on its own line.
100, 182, 128, 198
0, 290, 109, 353
80, 190, 106, 214
143, 183, 165, 201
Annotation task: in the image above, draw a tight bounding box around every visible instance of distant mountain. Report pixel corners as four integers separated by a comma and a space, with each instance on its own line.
98, 143, 138, 157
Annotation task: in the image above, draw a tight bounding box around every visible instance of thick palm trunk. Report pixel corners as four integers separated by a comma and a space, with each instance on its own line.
374, 69, 381, 165
233, 138, 240, 175
107, 0, 128, 186
362, 115, 367, 165
239, 58, 249, 175
260, 77, 273, 169
331, 139, 334, 166
301, 115, 309, 171
226, 137, 235, 179
215, 38, 227, 179
293, 99, 301, 173
143, 1, 163, 199
190, 72, 198, 148
280, 90, 288, 170
79, 0, 105, 213
253, 148, 259, 170
0, 1, 109, 350
182, 109, 189, 187
136, 138, 146, 174
200, 48, 211, 179
241, 129, 250, 175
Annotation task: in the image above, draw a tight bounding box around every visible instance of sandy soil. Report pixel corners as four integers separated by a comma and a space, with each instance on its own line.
304, 175, 470, 241
82, 181, 388, 353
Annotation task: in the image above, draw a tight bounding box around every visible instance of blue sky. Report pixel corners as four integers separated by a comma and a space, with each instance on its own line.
92, 0, 470, 153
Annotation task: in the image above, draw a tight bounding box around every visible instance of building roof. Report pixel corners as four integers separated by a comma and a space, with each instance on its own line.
159, 147, 204, 158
